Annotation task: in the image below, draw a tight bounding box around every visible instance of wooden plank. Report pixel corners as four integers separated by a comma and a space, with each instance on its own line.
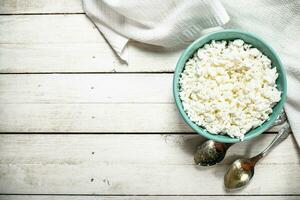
0, 0, 83, 14
0, 134, 299, 195
0, 74, 173, 103
0, 15, 180, 73
0, 196, 299, 200
0, 103, 191, 132
0, 74, 282, 132
0, 15, 101, 43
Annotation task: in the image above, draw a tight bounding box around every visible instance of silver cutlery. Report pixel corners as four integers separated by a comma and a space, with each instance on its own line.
224, 123, 291, 190
194, 111, 287, 166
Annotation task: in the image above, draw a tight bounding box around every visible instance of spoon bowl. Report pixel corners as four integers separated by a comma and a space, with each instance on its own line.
194, 140, 231, 166
224, 159, 254, 190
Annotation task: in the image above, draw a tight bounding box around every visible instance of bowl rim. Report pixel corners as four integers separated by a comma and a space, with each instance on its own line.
173, 29, 287, 143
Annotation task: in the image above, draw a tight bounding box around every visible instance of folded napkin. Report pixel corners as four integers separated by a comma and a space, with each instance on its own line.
83, 0, 230, 61
83, 0, 300, 146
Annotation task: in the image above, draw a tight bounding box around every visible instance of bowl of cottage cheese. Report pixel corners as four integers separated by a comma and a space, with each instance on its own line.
173, 29, 287, 143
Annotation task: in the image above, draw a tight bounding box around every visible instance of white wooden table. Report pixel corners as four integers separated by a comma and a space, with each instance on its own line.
0, 1, 299, 199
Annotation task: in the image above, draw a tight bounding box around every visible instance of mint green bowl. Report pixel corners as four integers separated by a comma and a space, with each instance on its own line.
173, 29, 287, 143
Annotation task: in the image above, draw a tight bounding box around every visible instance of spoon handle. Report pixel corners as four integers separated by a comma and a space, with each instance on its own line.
251, 123, 291, 163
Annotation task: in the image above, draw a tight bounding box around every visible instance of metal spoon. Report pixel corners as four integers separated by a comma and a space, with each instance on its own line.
194, 111, 287, 166
224, 123, 291, 190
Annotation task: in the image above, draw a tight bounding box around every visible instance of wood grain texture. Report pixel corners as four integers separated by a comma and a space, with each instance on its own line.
0, 134, 299, 195
0, 0, 83, 14
0, 15, 180, 73
0, 196, 299, 200
0, 104, 191, 132
0, 74, 173, 103
0, 74, 282, 132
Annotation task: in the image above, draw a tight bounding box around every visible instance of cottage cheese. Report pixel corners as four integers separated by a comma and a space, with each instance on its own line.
179, 39, 281, 139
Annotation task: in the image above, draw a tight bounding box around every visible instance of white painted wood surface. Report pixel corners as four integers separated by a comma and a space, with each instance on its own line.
0, 0, 299, 199
0, 0, 83, 14
0, 15, 180, 73
0, 134, 299, 195
0, 74, 173, 103
0, 104, 191, 132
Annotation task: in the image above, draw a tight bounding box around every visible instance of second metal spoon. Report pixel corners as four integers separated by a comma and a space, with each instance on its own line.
224, 123, 291, 190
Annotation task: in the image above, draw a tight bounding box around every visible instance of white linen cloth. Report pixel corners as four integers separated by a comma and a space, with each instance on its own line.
83, 0, 300, 146
82, 0, 230, 61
